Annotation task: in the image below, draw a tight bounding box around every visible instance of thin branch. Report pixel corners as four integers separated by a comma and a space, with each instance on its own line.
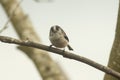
0, 35, 120, 79
0, 0, 68, 79
0, 0, 23, 33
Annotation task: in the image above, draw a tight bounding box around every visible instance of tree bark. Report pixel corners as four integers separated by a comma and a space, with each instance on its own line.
104, 1, 120, 80
0, 0, 68, 80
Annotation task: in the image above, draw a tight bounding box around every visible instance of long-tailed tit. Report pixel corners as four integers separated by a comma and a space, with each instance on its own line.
49, 25, 73, 51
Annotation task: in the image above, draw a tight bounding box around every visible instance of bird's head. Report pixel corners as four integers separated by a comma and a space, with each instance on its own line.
50, 25, 61, 33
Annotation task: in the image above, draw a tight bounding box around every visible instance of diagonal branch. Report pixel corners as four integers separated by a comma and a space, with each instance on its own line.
0, 0, 68, 79
0, 35, 120, 79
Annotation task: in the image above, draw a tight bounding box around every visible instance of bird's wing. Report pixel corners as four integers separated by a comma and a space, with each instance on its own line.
60, 28, 69, 42
55, 25, 69, 42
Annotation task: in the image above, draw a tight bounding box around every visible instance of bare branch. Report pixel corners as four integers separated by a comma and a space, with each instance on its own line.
0, 0, 23, 33
0, 35, 120, 79
0, 0, 68, 79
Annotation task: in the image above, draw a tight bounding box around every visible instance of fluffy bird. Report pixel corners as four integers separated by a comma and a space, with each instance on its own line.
49, 25, 73, 51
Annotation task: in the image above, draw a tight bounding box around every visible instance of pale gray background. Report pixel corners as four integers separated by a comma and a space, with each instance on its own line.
0, 0, 119, 80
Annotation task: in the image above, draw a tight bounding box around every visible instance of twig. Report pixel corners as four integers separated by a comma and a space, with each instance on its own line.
0, 35, 120, 79
0, 0, 23, 33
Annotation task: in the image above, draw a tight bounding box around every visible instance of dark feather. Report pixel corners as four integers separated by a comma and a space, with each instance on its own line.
64, 35, 69, 42
67, 45, 73, 50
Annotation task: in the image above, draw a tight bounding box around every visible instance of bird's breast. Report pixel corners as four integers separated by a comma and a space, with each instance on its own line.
50, 36, 68, 48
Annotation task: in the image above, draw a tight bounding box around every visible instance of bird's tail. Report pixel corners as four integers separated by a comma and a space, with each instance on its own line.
67, 45, 73, 51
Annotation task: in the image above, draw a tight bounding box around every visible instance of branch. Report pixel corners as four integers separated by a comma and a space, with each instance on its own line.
104, 1, 120, 80
0, 35, 120, 79
0, 0, 69, 79
0, 0, 23, 33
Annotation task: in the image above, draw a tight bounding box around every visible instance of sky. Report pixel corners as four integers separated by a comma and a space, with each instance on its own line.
0, 0, 119, 80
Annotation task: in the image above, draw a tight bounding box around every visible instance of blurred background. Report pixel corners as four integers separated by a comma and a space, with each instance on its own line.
0, 0, 119, 80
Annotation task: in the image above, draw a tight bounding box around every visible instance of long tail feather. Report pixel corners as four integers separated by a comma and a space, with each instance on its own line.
67, 45, 73, 51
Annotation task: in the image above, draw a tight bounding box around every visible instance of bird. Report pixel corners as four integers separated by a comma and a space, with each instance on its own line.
49, 25, 73, 51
